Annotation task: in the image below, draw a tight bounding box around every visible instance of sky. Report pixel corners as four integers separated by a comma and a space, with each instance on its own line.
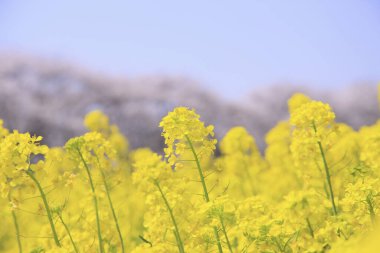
0, 0, 380, 99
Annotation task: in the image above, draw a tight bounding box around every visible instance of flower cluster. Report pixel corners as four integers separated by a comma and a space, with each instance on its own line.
159, 107, 217, 169
0, 131, 48, 198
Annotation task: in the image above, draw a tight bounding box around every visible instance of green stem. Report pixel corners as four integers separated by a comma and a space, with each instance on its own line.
173, 230, 184, 253
8, 193, 23, 253
185, 135, 223, 253
57, 214, 79, 253
100, 170, 125, 253
154, 180, 185, 253
213, 227, 224, 253
219, 215, 233, 253
306, 218, 314, 238
26, 170, 61, 247
77, 149, 105, 253
185, 135, 210, 202
312, 123, 338, 216
366, 194, 376, 224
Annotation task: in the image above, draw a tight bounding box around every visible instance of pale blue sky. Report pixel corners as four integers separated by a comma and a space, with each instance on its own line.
1, 0, 380, 99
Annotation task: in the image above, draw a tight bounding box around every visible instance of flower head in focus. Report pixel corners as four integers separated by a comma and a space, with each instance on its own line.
159, 107, 217, 168
289, 99, 338, 167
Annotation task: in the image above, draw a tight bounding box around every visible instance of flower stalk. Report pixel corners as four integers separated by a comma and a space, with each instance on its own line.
76, 148, 105, 253
100, 169, 125, 253
312, 122, 338, 216
26, 169, 61, 247
185, 135, 226, 253
154, 179, 185, 253
57, 213, 79, 253
8, 192, 23, 253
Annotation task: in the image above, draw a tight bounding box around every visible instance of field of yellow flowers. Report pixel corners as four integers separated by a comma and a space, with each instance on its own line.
0, 92, 380, 253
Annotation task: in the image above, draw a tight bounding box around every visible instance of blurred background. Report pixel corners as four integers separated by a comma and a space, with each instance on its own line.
0, 0, 379, 150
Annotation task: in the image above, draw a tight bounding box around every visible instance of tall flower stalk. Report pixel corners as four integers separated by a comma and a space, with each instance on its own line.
76, 148, 105, 253
154, 179, 185, 253
159, 107, 233, 252
8, 192, 23, 253
53, 206, 79, 253
290, 100, 338, 216
99, 169, 125, 253
186, 135, 231, 253
313, 122, 338, 216
26, 169, 61, 247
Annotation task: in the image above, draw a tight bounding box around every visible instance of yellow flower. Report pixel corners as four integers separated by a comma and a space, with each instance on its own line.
0, 119, 9, 138
84, 110, 129, 157
288, 93, 311, 114
159, 107, 216, 169
220, 126, 258, 156
84, 110, 110, 132
290, 101, 335, 129
289, 100, 338, 167
0, 131, 48, 195
360, 133, 380, 171
65, 132, 116, 172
